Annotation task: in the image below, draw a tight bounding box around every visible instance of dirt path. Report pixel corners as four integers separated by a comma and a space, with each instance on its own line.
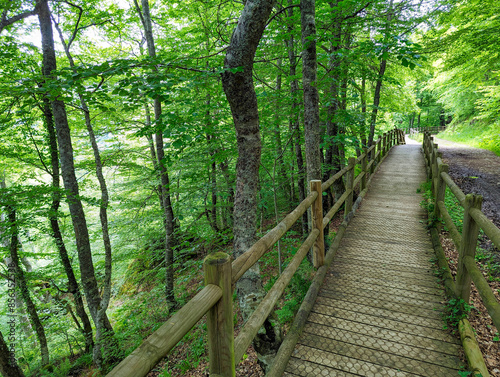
432, 138, 500, 231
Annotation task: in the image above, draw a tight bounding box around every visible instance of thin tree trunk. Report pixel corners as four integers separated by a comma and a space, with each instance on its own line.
360, 76, 367, 147
37, 0, 115, 366
0, 330, 25, 377
368, 58, 387, 146
219, 159, 234, 229
42, 95, 94, 353
287, 1, 307, 236
221, 0, 282, 371
135, 0, 176, 307
368, 0, 393, 146
273, 58, 289, 202
7, 207, 49, 367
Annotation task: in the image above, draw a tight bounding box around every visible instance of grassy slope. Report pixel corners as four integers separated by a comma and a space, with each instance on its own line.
437, 119, 500, 156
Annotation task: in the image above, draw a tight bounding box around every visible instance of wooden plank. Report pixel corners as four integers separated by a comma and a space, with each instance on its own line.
299, 332, 460, 374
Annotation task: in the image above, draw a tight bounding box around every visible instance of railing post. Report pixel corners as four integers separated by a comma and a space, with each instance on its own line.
456, 194, 483, 303
434, 163, 449, 230
382, 132, 387, 157
431, 149, 439, 195
376, 136, 382, 166
361, 148, 368, 191
310, 180, 324, 268
204, 252, 235, 377
344, 157, 355, 219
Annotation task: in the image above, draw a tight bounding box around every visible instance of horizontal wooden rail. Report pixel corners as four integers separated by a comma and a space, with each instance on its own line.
441, 172, 466, 205
233, 229, 319, 363
353, 171, 365, 190
231, 191, 318, 283
321, 164, 350, 192
436, 201, 462, 250
463, 256, 500, 332
322, 190, 350, 229
470, 208, 500, 249
106, 284, 222, 377
423, 131, 500, 373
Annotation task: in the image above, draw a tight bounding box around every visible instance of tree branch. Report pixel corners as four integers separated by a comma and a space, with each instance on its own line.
0, 5, 39, 34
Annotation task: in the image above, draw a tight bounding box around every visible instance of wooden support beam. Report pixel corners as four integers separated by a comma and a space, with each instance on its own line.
344, 157, 355, 219
310, 180, 324, 268
205, 252, 235, 377
361, 148, 367, 191
456, 194, 483, 303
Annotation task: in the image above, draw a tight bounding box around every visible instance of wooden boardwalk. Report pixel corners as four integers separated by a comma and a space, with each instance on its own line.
284, 143, 464, 376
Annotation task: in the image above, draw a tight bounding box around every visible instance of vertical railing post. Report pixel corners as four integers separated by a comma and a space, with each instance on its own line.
204, 252, 235, 377
344, 157, 355, 219
361, 148, 367, 191
434, 163, 449, 230
382, 132, 387, 157
310, 180, 324, 268
376, 136, 382, 166
456, 194, 483, 303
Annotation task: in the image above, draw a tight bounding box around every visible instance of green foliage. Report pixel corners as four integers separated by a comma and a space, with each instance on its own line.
443, 298, 473, 330
275, 261, 313, 324
437, 120, 500, 156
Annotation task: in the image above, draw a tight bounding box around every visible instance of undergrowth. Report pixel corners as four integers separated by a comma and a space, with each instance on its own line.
437, 119, 500, 156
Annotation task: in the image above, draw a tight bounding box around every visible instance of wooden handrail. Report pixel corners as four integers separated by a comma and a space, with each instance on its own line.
422, 132, 500, 337
107, 129, 404, 376
469, 207, 500, 249
231, 191, 317, 283
463, 256, 500, 332
106, 284, 222, 377
233, 229, 319, 364
436, 201, 462, 250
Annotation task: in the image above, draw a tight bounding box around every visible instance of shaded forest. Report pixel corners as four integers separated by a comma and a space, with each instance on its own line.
0, 0, 499, 375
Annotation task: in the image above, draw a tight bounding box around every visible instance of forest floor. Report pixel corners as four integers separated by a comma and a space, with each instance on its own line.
434, 137, 500, 230
433, 136, 500, 375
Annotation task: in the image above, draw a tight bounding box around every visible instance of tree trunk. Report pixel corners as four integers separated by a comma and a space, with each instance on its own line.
368, 58, 387, 146
300, 0, 322, 183
323, 7, 344, 201
221, 0, 282, 371
273, 58, 289, 202
0, 330, 25, 377
135, 0, 176, 307
287, 2, 307, 236
360, 75, 367, 147
42, 95, 94, 353
7, 207, 49, 367
368, 0, 393, 146
37, 0, 116, 366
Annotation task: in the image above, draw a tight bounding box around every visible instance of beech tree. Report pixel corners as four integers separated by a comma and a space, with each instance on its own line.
221, 0, 282, 369
0, 330, 25, 377
37, 0, 118, 367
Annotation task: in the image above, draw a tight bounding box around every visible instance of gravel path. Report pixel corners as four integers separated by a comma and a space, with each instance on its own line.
433, 137, 500, 230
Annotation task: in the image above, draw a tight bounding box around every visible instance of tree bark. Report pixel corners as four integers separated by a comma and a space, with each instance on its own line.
368, 58, 387, 146
7, 207, 49, 367
42, 95, 94, 353
0, 330, 25, 377
300, 0, 322, 183
221, 0, 282, 370
135, 0, 176, 307
287, 0, 307, 237
37, 0, 116, 367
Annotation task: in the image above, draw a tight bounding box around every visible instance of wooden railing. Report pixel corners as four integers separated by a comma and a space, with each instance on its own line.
423, 132, 500, 376
107, 128, 405, 377
407, 125, 446, 136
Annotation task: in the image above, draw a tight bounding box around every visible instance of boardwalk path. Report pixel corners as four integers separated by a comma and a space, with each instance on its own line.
284, 143, 464, 376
